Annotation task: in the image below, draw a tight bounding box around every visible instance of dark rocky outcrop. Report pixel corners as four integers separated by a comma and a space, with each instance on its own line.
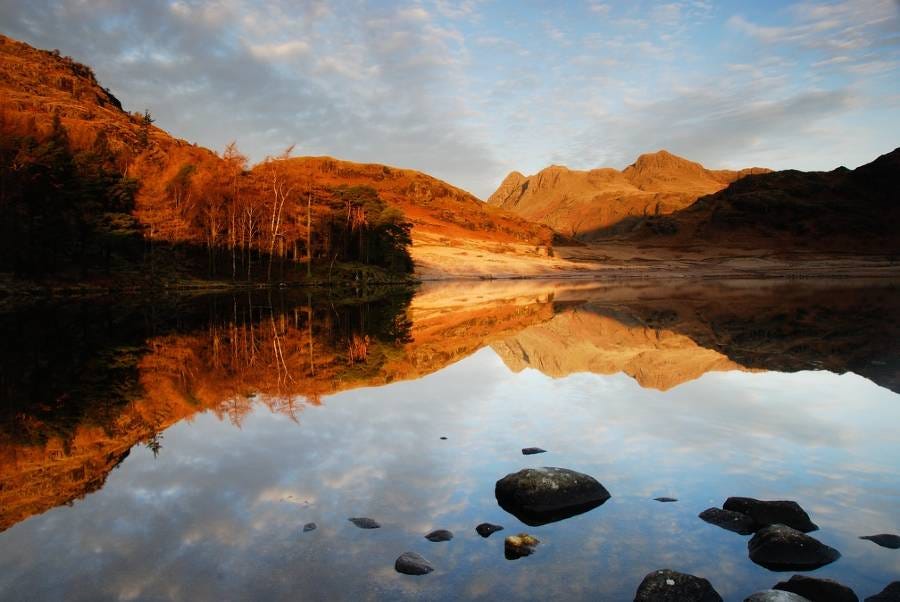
348, 517, 381, 529
723, 497, 818, 532
748, 524, 841, 571
476, 523, 504, 538
495, 467, 610, 526
424, 529, 453, 542
860, 534, 900, 549
745, 591, 812, 602
504, 533, 540, 560
773, 575, 858, 602
394, 551, 434, 575
865, 582, 900, 601
634, 569, 723, 602
699, 507, 757, 535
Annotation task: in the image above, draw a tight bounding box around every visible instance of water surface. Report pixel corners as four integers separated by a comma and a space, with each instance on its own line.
1, 280, 898, 601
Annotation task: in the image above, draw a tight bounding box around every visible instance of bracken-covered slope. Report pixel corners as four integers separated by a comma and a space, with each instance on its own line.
487, 150, 767, 238
0, 34, 556, 275
633, 147, 900, 252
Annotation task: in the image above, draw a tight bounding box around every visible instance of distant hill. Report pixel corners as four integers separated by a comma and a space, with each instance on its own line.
487, 150, 768, 238
0, 34, 555, 284
630, 147, 900, 252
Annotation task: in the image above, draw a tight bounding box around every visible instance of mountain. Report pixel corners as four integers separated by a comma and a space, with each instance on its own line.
487, 150, 768, 238
630, 148, 900, 252
0, 34, 555, 283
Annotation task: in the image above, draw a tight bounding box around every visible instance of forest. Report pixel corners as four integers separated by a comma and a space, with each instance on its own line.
0, 110, 413, 282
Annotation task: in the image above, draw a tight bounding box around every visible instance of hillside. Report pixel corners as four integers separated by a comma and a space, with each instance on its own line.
487, 150, 767, 238
0, 34, 556, 283
628, 148, 900, 252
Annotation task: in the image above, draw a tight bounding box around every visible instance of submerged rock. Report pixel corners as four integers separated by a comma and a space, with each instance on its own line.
394, 551, 434, 575
865, 582, 900, 601
699, 507, 757, 535
302, 522, 317, 532
425, 529, 453, 542
522, 447, 547, 455
860, 534, 900, 549
654, 497, 678, 503
348, 517, 381, 529
724, 497, 818, 532
745, 591, 812, 602
504, 533, 540, 560
495, 467, 611, 526
475, 523, 504, 538
773, 575, 858, 602
748, 524, 841, 571
634, 569, 723, 602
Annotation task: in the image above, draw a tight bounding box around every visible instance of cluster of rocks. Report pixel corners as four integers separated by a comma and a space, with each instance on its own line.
635, 569, 899, 602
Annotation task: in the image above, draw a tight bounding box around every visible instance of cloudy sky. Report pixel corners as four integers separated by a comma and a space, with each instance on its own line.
1, 0, 898, 198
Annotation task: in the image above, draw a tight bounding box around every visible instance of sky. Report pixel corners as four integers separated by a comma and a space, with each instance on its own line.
1, 0, 898, 198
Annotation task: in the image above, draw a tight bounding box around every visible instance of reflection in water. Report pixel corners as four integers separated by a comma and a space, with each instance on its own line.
0, 279, 898, 600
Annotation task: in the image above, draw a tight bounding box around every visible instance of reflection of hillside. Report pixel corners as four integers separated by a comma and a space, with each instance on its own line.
493, 306, 746, 390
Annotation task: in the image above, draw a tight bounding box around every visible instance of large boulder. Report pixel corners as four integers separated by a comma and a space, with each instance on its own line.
865, 582, 900, 601
748, 524, 841, 571
495, 467, 610, 526
699, 507, 757, 535
745, 591, 811, 602
634, 569, 723, 602
724, 497, 818, 532
773, 575, 858, 602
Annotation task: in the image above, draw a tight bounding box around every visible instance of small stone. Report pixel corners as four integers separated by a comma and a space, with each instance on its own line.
634, 569, 723, 602
655, 497, 678, 503
302, 522, 317, 532
860, 534, 900, 549
425, 529, 453, 542
748, 524, 841, 571
348, 517, 381, 529
865, 581, 900, 601
475, 523, 504, 538
440, 436, 447, 440
504, 533, 540, 560
773, 574, 858, 602
699, 507, 757, 535
745, 591, 812, 602
394, 551, 433, 575
522, 447, 547, 455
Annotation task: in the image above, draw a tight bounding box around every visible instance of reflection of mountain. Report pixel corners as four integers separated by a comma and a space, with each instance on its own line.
1, 278, 898, 531
492, 306, 746, 390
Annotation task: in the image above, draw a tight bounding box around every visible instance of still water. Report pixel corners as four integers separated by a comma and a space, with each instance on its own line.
0, 279, 898, 601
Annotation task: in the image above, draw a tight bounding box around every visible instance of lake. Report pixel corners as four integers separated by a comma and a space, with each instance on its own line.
1, 279, 898, 601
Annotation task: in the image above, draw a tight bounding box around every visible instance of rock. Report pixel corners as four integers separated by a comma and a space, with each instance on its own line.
495, 467, 611, 526
634, 569, 723, 602
748, 524, 841, 571
860, 534, 900, 549
504, 533, 540, 560
522, 447, 547, 455
865, 582, 900, 601
745, 591, 812, 602
724, 497, 818, 532
654, 497, 678, 503
475, 523, 504, 538
348, 517, 381, 529
424, 529, 453, 542
302, 522, 317, 532
699, 507, 757, 535
440, 436, 447, 440
394, 551, 434, 575
773, 574, 858, 602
